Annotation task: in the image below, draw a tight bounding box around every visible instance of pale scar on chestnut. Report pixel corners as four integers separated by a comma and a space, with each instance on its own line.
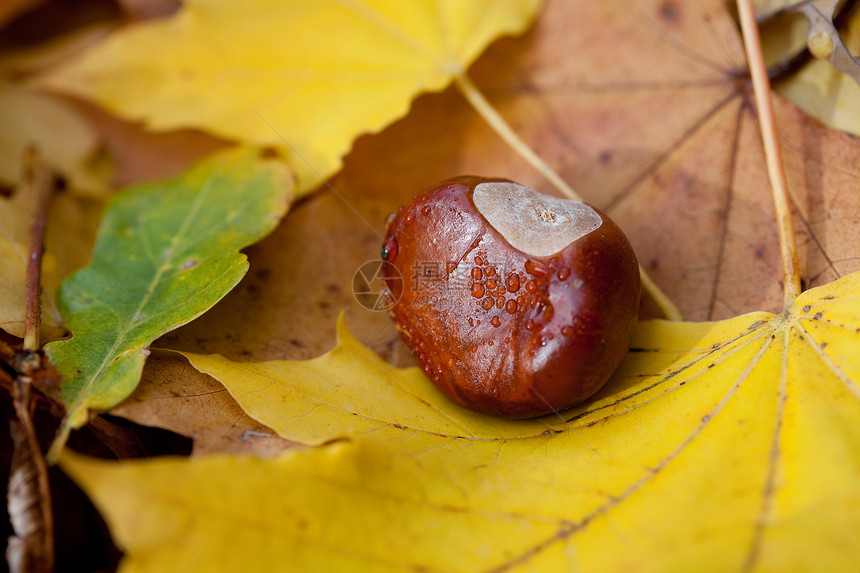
472, 181, 603, 257
382, 176, 640, 418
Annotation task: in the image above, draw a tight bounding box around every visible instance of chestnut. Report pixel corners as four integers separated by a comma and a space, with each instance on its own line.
382, 177, 640, 418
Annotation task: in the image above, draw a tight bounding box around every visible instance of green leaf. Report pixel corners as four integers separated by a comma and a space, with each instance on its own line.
44, 148, 293, 457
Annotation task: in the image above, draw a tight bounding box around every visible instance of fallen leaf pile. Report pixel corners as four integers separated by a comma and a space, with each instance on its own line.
0, 0, 859, 571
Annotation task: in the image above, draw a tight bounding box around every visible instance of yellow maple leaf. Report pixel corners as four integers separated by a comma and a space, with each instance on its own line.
38, 0, 543, 193
63, 270, 860, 571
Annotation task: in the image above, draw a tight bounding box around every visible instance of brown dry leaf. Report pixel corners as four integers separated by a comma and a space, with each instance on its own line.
165, 0, 860, 336
111, 353, 294, 457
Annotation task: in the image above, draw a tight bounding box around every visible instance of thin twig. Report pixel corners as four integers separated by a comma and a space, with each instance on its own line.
23, 151, 54, 352
7, 149, 55, 573
737, 0, 802, 308
454, 73, 683, 321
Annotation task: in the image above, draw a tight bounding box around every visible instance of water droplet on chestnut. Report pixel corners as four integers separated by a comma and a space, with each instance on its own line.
381, 236, 398, 261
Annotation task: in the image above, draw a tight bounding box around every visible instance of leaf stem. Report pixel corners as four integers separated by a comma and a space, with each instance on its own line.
22, 150, 54, 352
454, 73, 683, 321
454, 73, 581, 201
46, 424, 70, 465
736, 0, 802, 308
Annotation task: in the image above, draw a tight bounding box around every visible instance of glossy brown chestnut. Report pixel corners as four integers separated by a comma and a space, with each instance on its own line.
382, 177, 640, 418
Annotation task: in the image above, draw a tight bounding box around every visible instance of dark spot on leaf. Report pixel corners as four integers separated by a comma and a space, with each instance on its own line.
802, 305, 811, 312
290, 339, 303, 347
708, 363, 715, 368
820, 342, 827, 349
321, 437, 351, 447
181, 258, 198, 270
814, 312, 822, 319
659, 1, 678, 21
702, 414, 711, 422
